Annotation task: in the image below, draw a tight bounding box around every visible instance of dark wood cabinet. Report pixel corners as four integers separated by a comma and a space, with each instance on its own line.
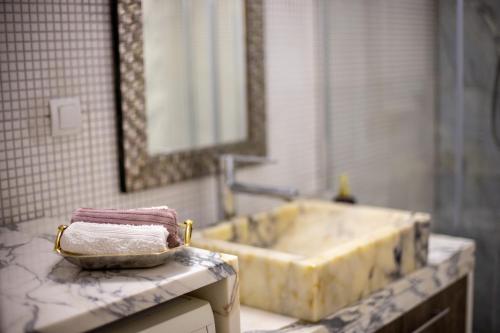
377, 276, 468, 333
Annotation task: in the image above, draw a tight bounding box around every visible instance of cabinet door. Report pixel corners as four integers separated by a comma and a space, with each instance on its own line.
377, 276, 468, 333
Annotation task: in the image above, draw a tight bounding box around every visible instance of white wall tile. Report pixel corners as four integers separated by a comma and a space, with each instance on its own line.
0, 0, 436, 226
0, 0, 324, 226
322, 0, 437, 212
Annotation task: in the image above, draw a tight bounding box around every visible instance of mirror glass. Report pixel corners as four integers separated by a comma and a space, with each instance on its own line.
143, 0, 247, 155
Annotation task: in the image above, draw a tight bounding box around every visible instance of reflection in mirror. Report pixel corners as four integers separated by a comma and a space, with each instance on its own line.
143, 0, 247, 155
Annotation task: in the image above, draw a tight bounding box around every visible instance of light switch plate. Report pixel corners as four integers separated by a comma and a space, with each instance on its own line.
50, 97, 82, 136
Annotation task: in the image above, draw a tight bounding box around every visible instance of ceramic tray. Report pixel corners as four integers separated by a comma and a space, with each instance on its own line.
54, 220, 193, 269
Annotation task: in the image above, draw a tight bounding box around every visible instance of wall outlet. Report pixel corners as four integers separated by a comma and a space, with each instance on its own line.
50, 97, 82, 136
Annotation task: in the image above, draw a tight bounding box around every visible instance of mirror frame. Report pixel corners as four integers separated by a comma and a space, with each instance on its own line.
113, 0, 266, 192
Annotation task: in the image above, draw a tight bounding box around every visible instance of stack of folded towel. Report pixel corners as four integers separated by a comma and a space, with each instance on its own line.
60, 206, 181, 255
61, 222, 169, 255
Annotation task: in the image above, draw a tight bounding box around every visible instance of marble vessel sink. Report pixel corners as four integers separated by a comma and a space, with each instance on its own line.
192, 200, 430, 321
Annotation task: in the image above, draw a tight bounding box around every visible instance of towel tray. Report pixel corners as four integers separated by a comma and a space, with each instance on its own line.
54, 220, 193, 269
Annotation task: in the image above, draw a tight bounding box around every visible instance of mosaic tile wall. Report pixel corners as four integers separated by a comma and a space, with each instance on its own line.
0, 0, 323, 226
0, 0, 436, 227
322, 0, 437, 212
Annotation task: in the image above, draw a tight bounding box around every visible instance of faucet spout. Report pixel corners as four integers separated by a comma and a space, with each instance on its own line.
230, 182, 299, 201
217, 154, 300, 220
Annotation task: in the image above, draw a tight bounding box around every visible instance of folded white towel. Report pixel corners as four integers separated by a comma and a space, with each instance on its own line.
60, 222, 169, 255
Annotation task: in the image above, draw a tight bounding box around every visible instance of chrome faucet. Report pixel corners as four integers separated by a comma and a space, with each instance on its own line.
217, 154, 299, 220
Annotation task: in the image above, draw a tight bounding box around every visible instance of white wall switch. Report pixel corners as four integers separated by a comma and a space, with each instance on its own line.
50, 97, 82, 136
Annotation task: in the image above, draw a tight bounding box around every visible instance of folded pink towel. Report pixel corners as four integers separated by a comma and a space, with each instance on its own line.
70, 206, 182, 248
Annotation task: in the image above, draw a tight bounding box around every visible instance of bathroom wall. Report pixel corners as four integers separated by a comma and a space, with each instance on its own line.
0, 0, 322, 226
1, 0, 437, 228
321, 0, 437, 213
436, 0, 500, 331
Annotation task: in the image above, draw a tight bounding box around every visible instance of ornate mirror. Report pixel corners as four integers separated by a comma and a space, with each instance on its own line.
113, 0, 266, 192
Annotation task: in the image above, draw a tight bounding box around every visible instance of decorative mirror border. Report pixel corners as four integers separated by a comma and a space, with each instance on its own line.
113, 0, 267, 192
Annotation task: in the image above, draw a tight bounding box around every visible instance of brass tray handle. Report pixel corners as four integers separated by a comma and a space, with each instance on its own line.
183, 219, 193, 246
54, 220, 194, 254
54, 224, 67, 253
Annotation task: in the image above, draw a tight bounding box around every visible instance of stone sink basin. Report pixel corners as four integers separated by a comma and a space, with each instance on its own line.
192, 200, 430, 321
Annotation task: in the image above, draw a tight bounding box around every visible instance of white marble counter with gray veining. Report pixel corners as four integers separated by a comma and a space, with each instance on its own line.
0, 216, 475, 333
0, 218, 240, 333
241, 234, 475, 333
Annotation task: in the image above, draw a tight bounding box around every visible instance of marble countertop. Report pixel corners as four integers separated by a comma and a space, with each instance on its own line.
241, 234, 475, 333
0, 216, 475, 333
0, 219, 240, 333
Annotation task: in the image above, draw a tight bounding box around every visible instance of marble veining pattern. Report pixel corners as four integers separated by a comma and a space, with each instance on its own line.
0, 222, 239, 333
242, 234, 475, 333
194, 200, 431, 321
